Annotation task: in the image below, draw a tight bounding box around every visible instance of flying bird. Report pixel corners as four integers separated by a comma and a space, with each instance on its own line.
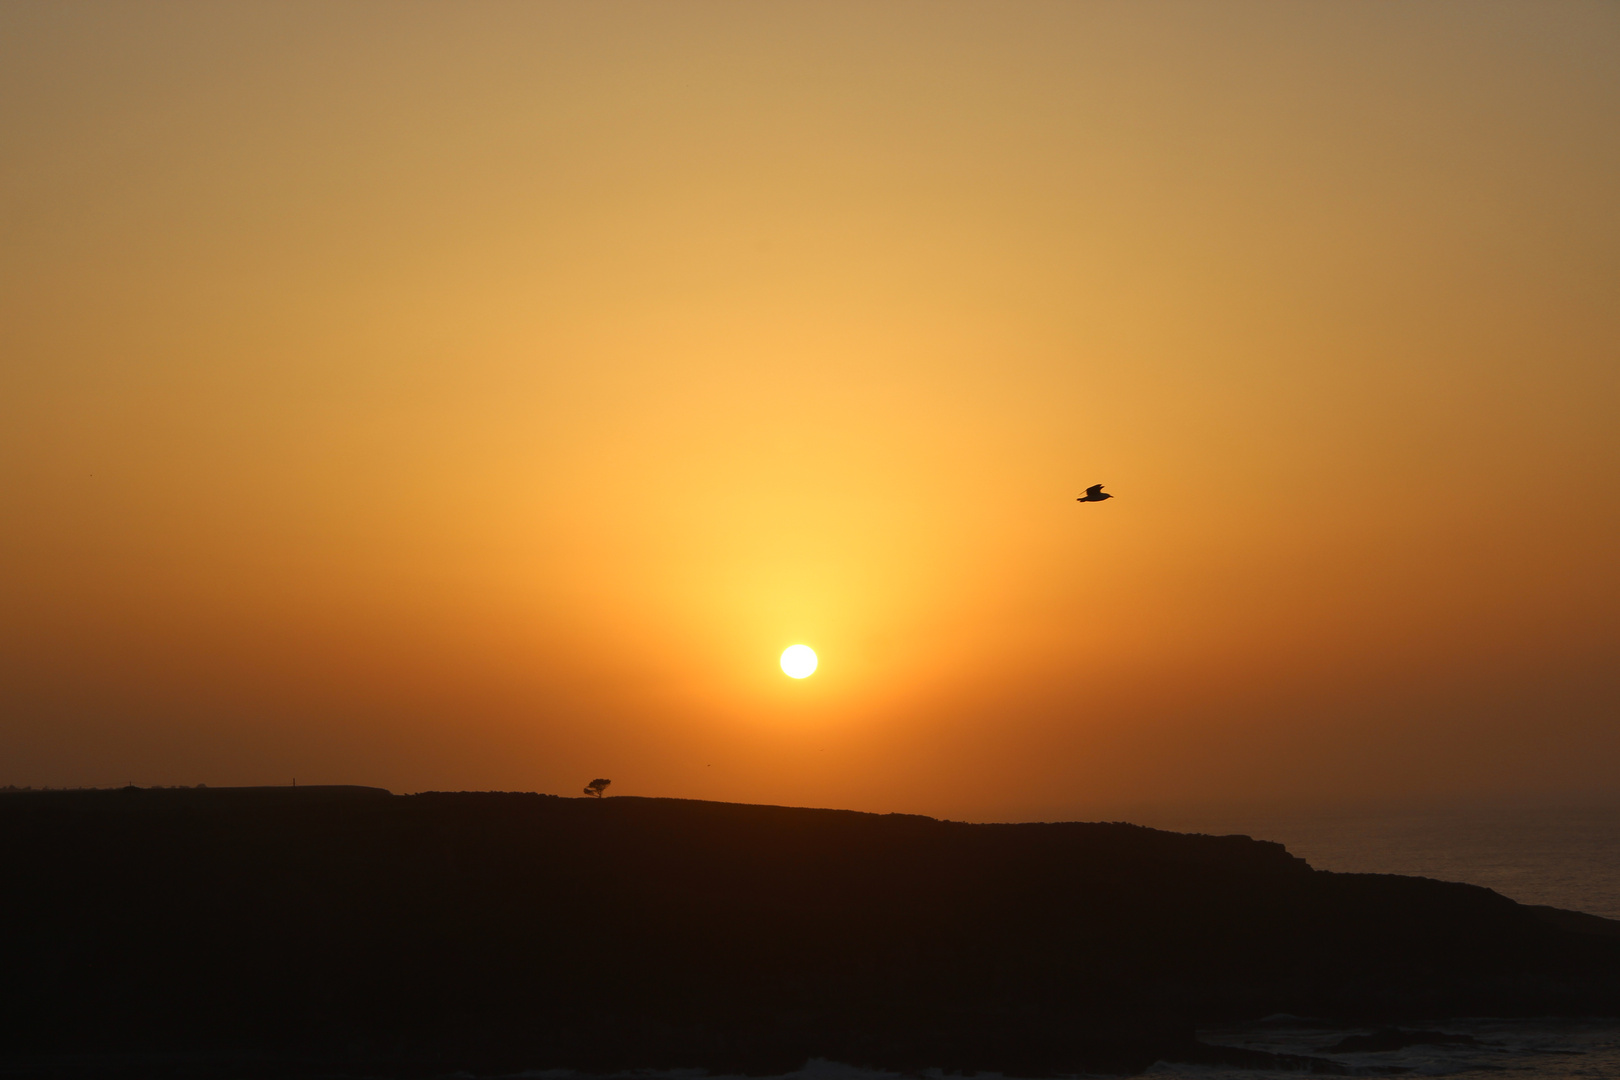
1076, 484, 1113, 503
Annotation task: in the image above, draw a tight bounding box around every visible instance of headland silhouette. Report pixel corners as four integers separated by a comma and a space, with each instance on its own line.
2, 785, 1617, 1077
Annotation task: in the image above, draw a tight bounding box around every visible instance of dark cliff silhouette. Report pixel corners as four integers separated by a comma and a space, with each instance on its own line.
2, 786, 1617, 1077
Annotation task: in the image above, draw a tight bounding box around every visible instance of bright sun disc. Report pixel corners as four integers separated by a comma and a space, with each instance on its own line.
780, 644, 818, 679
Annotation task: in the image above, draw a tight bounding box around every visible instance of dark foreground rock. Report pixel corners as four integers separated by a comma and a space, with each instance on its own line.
2, 787, 1617, 1077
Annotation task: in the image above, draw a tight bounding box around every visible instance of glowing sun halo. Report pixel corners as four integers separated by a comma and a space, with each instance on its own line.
780, 644, 818, 679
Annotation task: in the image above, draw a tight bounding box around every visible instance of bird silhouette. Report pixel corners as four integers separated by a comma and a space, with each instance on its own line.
1076, 484, 1113, 503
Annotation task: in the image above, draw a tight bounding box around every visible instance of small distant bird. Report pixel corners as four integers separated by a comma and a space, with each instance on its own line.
1076, 484, 1113, 503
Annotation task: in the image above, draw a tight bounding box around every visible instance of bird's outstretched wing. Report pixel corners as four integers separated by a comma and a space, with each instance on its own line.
1084, 484, 1104, 497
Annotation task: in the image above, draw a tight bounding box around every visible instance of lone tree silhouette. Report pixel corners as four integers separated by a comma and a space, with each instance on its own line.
583, 778, 611, 798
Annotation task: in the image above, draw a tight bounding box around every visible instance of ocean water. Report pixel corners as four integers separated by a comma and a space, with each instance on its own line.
1128, 803, 1620, 1077
1136, 802, 1620, 921
1149, 1018, 1620, 1078
508, 1022, 1620, 1079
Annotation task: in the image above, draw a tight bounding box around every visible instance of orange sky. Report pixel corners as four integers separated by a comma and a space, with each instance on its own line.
2, 1, 1616, 819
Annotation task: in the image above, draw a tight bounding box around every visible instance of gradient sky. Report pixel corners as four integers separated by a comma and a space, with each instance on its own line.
2, 1, 1616, 820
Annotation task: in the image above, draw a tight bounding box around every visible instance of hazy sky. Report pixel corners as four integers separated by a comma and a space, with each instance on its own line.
2, 1, 1616, 819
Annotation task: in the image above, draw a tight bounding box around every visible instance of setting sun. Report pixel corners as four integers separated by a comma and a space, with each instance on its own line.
0, 0, 1614, 823
780, 645, 818, 680
2, 5, 1616, 1073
